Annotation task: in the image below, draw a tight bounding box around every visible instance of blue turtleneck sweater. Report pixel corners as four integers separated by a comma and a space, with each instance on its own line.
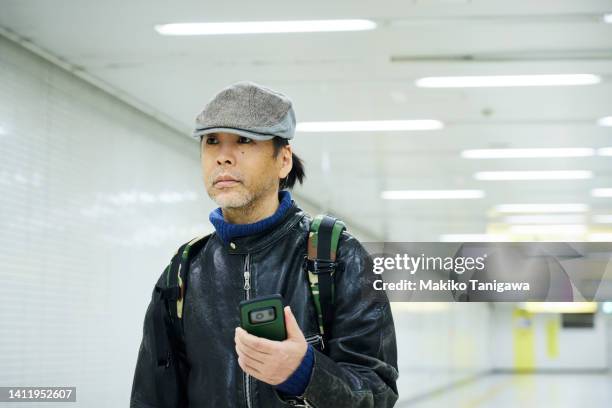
208, 189, 314, 396
209, 190, 294, 245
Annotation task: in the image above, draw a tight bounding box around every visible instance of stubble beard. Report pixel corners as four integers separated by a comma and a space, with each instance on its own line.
209, 177, 276, 217
211, 186, 254, 210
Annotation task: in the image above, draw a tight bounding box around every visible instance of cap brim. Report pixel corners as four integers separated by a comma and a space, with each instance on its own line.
193, 127, 275, 141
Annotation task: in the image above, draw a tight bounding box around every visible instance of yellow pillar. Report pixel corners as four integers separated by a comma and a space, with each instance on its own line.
512, 308, 535, 372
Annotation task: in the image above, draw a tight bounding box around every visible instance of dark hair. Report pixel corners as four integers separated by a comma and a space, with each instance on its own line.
272, 137, 305, 190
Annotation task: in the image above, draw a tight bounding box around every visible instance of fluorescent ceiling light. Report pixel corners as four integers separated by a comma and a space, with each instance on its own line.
509, 224, 587, 235
439, 233, 509, 242
494, 204, 589, 213
592, 214, 612, 224
462, 147, 595, 159
520, 302, 597, 314
592, 188, 612, 197
598, 147, 612, 156
296, 120, 444, 132
598, 116, 612, 127
474, 170, 592, 181
503, 214, 586, 224
155, 19, 377, 35
415, 74, 601, 88
604, 14, 612, 24
381, 189, 484, 200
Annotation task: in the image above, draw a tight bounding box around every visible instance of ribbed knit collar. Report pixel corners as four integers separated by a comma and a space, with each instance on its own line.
209, 190, 293, 245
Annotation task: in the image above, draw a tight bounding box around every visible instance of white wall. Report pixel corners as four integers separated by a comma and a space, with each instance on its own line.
393, 302, 492, 402
0, 34, 216, 407
491, 304, 608, 371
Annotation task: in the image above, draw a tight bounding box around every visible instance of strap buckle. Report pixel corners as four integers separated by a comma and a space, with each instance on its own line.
286, 396, 311, 407
306, 258, 337, 274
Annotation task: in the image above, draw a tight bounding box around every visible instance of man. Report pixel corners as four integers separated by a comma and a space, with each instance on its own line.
130, 81, 399, 407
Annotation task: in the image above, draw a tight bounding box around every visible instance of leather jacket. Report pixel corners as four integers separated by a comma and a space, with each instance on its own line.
130, 199, 399, 407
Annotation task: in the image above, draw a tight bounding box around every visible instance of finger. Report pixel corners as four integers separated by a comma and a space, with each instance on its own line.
284, 306, 303, 340
235, 342, 266, 365
235, 330, 273, 357
237, 354, 252, 374
238, 354, 263, 375
235, 327, 277, 353
236, 338, 273, 364
237, 351, 265, 373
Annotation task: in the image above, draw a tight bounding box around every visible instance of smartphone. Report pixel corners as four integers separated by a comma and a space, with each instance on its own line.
239, 294, 287, 341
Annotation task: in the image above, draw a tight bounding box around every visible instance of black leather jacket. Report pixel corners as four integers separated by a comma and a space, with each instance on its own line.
130, 199, 399, 407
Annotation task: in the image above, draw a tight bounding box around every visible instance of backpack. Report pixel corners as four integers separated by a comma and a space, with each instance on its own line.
151, 214, 346, 406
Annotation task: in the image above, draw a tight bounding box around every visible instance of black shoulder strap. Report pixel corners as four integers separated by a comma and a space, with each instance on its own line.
306, 214, 346, 349
152, 234, 211, 407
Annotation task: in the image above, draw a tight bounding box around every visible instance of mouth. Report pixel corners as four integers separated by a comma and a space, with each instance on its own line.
214, 176, 241, 188
214, 180, 240, 188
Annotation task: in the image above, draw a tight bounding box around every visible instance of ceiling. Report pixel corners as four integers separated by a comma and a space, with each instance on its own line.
1, 0, 612, 241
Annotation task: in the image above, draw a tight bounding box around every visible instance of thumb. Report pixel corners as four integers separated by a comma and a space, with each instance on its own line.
284, 306, 303, 340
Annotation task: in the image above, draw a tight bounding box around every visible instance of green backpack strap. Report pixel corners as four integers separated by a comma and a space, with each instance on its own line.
306, 214, 346, 348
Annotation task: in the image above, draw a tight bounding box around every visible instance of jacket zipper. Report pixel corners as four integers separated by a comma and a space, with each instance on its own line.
243, 253, 252, 408
242, 253, 315, 408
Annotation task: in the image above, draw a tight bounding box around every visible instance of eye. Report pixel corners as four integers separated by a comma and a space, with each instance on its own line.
238, 136, 252, 144
206, 136, 218, 144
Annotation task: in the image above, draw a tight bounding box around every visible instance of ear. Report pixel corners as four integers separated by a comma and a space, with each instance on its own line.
279, 144, 293, 179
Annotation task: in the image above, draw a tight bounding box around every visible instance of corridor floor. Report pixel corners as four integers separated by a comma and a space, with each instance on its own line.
398, 372, 612, 408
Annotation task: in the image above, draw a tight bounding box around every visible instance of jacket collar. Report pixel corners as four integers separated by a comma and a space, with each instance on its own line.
215, 199, 306, 254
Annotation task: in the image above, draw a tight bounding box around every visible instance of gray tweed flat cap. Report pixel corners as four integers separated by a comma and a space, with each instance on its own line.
193, 81, 296, 141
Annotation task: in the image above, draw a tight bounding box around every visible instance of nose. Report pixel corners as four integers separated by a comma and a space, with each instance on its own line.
215, 140, 237, 166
